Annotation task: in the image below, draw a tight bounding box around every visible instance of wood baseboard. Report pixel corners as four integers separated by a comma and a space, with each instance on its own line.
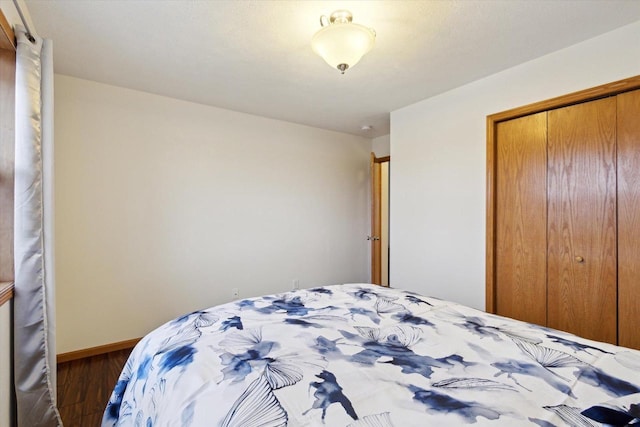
57, 337, 141, 364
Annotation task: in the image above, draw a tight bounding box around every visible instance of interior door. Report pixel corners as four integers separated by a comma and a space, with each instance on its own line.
617, 89, 640, 349
547, 98, 617, 344
370, 153, 390, 286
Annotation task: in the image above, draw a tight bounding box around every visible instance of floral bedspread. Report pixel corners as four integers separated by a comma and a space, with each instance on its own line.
103, 284, 640, 426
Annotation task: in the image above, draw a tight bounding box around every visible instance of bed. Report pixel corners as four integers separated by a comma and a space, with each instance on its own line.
102, 284, 640, 426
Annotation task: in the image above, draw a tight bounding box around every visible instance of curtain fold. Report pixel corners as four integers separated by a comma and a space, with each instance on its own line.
13, 26, 61, 427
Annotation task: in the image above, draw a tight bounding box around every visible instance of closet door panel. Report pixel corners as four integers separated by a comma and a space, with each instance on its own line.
547, 98, 617, 344
618, 89, 640, 350
495, 113, 547, 325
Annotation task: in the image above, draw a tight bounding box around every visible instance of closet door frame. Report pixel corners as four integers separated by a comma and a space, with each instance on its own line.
486, 75, 640, 314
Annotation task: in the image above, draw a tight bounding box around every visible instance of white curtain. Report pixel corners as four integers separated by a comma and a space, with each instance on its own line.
13, 26, 61, 426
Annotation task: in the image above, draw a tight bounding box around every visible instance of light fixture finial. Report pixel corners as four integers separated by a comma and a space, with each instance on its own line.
311, 10, 375, 74
329, 10, 353, 24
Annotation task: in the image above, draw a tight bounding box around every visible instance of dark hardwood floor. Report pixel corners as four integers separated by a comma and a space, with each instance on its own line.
57, 349, 131, 427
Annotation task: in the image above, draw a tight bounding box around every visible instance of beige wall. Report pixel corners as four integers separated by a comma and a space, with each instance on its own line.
55, 75, 371, 353
372, 134, 390, 158
391, 21, 640, 310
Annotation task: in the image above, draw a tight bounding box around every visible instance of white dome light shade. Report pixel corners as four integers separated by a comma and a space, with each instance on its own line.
311, 10, 376, 74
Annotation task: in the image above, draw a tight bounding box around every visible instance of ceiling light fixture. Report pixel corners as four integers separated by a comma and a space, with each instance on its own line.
311, 10, 376, 74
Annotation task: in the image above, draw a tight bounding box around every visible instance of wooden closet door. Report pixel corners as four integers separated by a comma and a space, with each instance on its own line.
547, 98, 617, 344
617, 89, 640, 350
494, 113, 547, 325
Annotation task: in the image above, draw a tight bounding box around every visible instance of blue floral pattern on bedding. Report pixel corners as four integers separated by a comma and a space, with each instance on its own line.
102, 284, 640, 426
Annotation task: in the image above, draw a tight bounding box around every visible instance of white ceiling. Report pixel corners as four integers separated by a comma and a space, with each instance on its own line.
24, 0, 640, 138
